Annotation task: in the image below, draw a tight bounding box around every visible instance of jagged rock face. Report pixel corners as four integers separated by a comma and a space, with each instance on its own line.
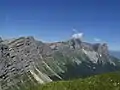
70, 38, 82, 49
0, 37, 52, 90
0, 37, 120, 90
0, 37, 3, 43
93, 43, 109, 56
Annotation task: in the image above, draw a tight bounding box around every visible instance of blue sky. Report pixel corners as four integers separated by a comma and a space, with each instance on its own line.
0, 0, 120, 51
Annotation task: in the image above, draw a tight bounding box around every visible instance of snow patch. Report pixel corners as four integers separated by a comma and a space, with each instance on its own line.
93, 67, 96, 69
35, 67, 52, 82
42, 61, 62, 79
30, 70, 45, 84
73, 58, 82, 65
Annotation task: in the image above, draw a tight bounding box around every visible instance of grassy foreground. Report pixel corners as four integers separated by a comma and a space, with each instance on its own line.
14, 72, 120, 90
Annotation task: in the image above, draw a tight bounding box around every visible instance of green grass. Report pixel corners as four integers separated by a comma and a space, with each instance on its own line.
11, 72, 120, 90
38, 72, 120, 90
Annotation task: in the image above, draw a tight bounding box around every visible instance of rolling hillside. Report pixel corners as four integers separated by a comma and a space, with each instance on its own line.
11, 72, 120, 90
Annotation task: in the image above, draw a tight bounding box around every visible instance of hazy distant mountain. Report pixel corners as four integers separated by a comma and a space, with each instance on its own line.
110, 51, 120, 59
0, 36, 120, 90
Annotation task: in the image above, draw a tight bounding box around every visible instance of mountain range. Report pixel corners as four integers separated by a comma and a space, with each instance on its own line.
110, 51, 120, 59
0, 36, 120, 90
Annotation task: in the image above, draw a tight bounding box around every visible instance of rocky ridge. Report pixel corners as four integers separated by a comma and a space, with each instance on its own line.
0, 36, 120, 90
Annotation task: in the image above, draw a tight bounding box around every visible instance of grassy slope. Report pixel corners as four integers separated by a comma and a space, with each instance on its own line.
38, 72, 120, 90
12, 72, 120, 90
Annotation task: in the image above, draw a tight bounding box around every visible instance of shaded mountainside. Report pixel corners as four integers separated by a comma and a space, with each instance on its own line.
0, 36, 120, 90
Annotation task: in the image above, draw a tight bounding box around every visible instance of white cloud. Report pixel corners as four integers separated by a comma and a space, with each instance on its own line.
94, 38, 101, 42
72, 33, 83, 39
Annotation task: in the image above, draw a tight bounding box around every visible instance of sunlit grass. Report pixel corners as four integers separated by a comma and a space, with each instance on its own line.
11, 72, 120, 90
